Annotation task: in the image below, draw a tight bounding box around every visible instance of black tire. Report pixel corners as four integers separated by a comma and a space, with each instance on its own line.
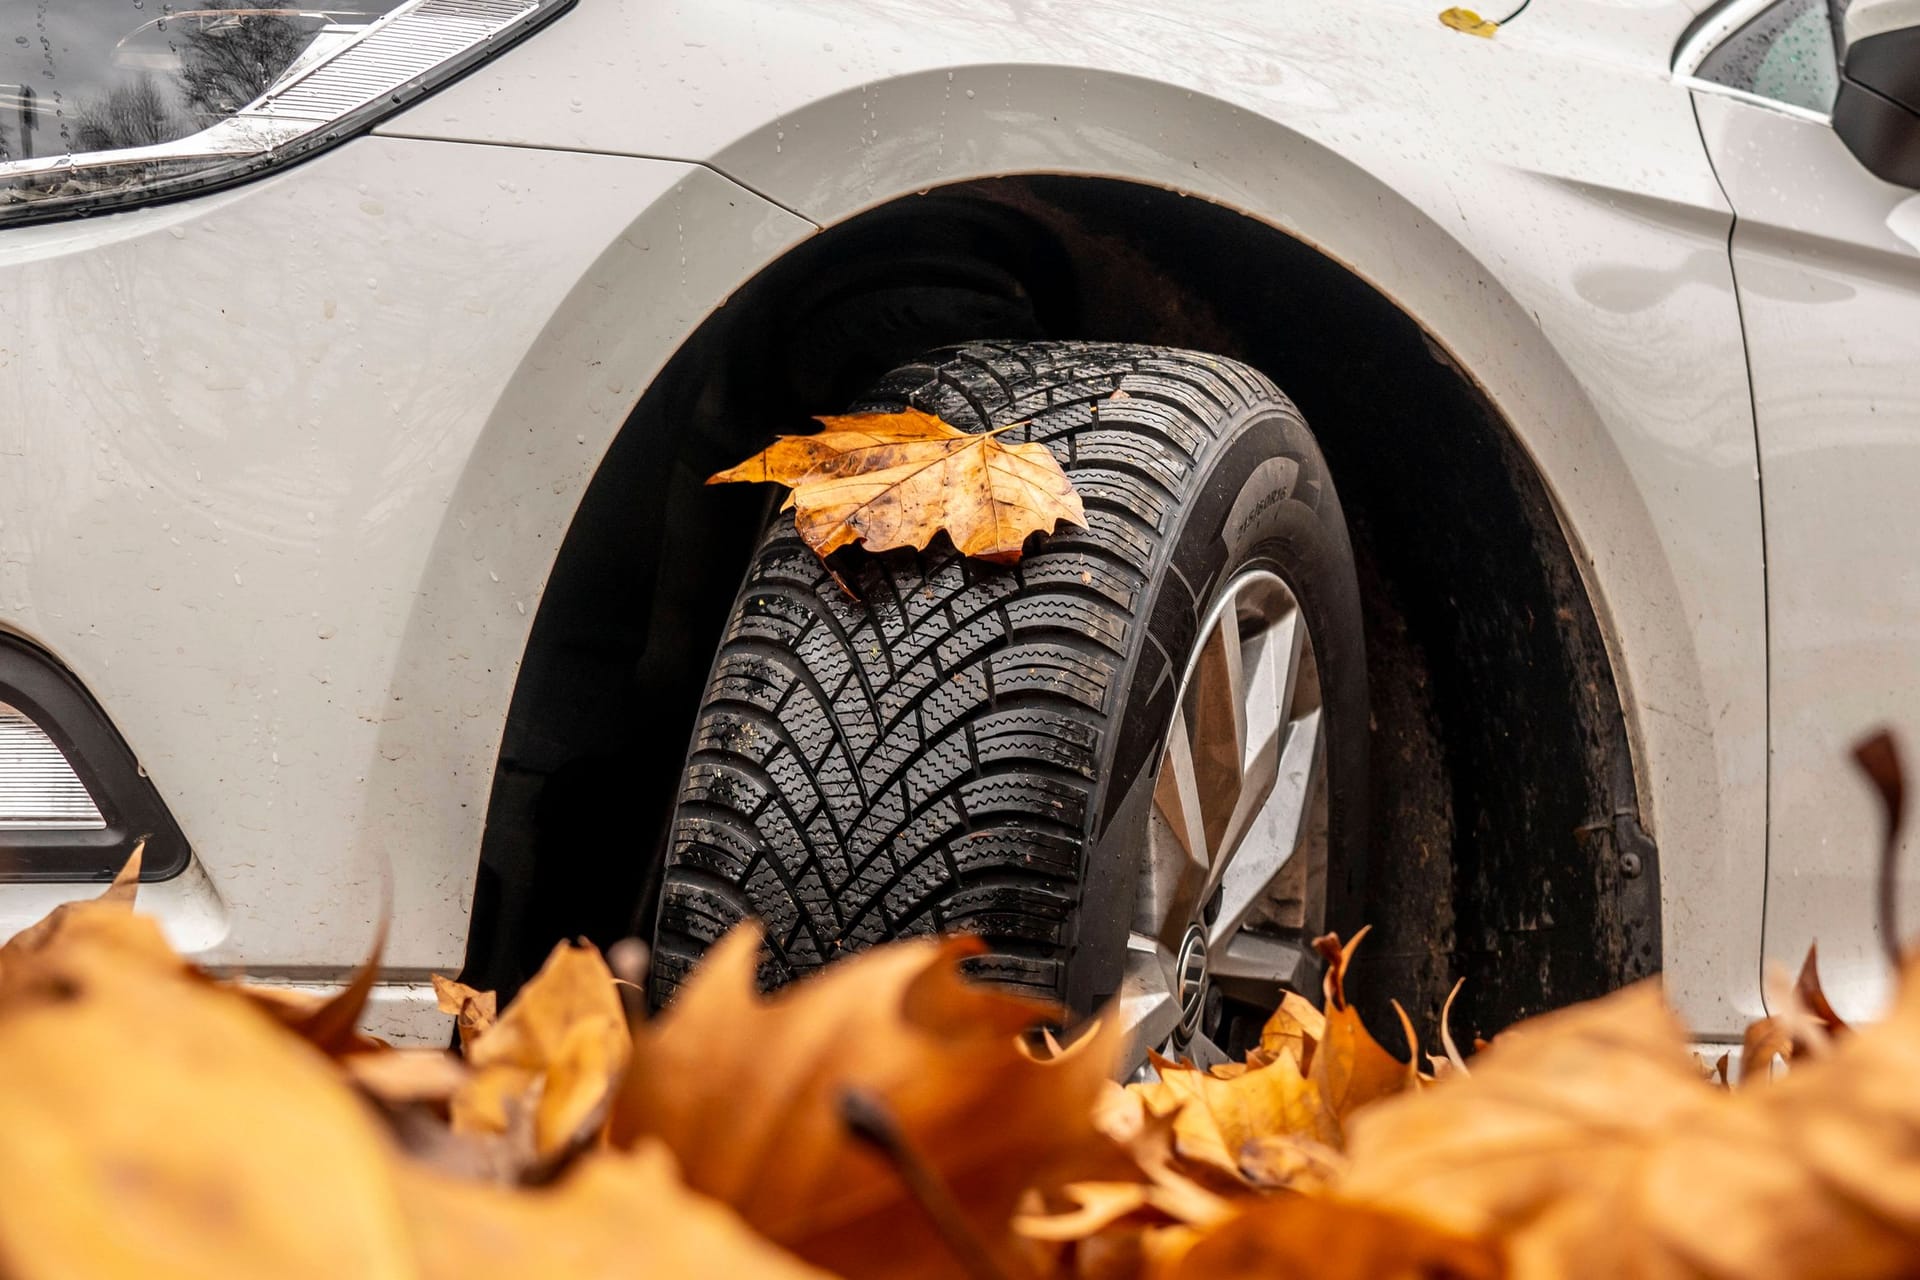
651, 341, 1366, 1014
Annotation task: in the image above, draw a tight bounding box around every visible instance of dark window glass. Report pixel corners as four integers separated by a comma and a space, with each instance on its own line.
1697, 0, 1841, 114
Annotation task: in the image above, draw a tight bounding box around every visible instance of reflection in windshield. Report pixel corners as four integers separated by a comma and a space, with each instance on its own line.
1, 2, 405, 161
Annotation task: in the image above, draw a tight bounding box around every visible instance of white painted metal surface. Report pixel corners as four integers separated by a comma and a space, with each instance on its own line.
1695, 93, 1920, 1022
1847, 0, 1920, 43
0, 139, 812, 1020
9, 0, 1916, 1036
242, 978, 448, 1045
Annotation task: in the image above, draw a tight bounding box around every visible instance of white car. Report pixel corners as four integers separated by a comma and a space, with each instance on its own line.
2, 0, 1916, 1060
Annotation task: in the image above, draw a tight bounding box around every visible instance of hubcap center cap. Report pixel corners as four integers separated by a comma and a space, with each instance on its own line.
1174, 923, 1209, 1039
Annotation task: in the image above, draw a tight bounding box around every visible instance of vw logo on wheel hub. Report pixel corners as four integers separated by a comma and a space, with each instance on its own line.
1174, 923, 1210, 1039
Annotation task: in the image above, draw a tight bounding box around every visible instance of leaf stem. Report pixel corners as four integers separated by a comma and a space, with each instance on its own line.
1852, 730, 1907, 969
839, 1088, 1018, 1280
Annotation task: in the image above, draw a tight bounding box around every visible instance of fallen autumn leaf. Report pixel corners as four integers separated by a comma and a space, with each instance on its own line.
610, 923, 1119, 1279
709, 407, 1087, 564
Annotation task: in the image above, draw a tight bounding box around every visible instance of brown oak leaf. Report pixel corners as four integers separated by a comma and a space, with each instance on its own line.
610, 923, 1118, 1279
709, 408, 1086, 563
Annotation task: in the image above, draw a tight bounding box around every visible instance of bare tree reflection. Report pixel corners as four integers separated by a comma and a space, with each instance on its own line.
75, 74, 179, 151
67, 6, 315, 151
176, 10, 309, 125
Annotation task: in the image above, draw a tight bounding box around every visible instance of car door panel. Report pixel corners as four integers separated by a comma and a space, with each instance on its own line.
1695, 91, 1920, 1018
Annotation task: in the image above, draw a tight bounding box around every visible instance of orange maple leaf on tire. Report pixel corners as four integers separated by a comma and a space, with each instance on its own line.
709, 407, 1087, 563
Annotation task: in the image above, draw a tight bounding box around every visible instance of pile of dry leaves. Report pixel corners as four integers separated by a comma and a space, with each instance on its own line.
2, 841, 1918, 1280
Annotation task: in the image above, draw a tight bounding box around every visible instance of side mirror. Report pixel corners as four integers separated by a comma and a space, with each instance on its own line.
1835, 0, 1920, 186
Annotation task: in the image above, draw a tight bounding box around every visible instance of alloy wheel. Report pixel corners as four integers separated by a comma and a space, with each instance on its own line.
1118, 568, 1329, 1070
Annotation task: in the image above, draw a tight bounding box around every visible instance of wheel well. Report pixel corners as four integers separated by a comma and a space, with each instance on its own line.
464, 176, 1660, 1044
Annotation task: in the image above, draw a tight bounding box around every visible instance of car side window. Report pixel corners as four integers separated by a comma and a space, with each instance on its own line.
1696, 0, 1841, 114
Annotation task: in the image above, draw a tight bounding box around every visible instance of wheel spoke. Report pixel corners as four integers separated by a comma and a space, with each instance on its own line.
1209, 707, 1325, 950
1146, 708, 1213, 941
1240, 606, 1306, 787
1210, 930, 1313, 1007
1151, 708, 1209, 870
1188, 606, 1246, 858
1182, 1026, 1233, 1072
1208, 606, 1305, 879
1118, 932, 1182, 1063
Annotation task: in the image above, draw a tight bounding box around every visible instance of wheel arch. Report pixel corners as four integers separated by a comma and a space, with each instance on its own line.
463, 159, 1664, 1041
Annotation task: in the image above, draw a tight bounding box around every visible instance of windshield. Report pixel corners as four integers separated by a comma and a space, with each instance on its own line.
2, 2, 406, 162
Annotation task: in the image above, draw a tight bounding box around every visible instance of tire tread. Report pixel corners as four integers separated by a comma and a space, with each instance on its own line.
654, 341, 1298, 1002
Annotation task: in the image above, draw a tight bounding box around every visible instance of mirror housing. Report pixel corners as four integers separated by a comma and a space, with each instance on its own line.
1835, 0, 1920, 186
